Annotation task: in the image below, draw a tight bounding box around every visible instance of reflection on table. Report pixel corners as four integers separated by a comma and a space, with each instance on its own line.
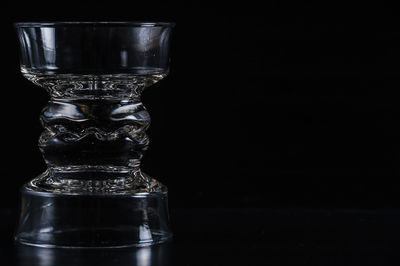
15, 243, 172, 266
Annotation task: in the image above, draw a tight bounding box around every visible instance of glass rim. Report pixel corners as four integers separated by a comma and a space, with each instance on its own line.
14, 21, 176, 28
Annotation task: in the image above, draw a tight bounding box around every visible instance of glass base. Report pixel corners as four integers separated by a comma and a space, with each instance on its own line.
15, 185, 172, 248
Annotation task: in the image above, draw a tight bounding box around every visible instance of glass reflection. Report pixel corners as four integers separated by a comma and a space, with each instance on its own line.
15, 244, 171, 266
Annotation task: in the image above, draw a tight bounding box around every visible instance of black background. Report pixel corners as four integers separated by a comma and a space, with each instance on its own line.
3, 1, 400, 209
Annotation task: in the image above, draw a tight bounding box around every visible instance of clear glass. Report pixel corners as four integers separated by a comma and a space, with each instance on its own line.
14, 21, 175, 248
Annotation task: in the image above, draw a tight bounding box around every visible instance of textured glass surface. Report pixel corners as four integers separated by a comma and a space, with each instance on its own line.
14, 22, 174, 248
15, 22, 174, 194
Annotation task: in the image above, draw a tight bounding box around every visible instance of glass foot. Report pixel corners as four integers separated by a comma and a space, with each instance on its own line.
15, 185, 172, 248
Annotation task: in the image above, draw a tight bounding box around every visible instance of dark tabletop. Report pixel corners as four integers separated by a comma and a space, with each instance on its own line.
1, 208, 400, 265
